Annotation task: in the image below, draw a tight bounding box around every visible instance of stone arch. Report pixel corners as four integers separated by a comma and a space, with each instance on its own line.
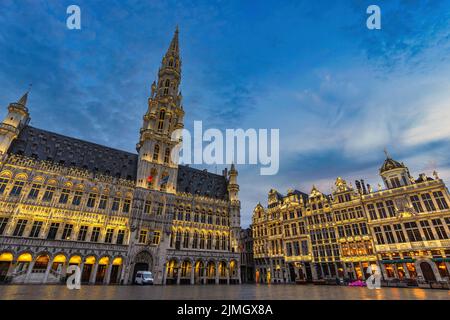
132, 250, 153, 283
415, 258, 441, 282
180, 258, 192, 279
166, 258, 179, 285
218, 260, 228, 278
206, 260, 216, 279
0, 251, 14, 282
14, 173, 28, 180
0, 170, 12, 178
194, 259, 205, 284
81, 255, 97, 283
68, 255, 82, 265
229, 259, 238, 278
31, 175, 45, 183
33, 253, 50, 272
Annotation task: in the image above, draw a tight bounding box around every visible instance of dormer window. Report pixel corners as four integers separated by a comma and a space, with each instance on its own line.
390, 177, 401, 188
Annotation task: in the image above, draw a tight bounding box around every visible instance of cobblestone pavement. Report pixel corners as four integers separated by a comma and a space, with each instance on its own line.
1, 284, 450, 300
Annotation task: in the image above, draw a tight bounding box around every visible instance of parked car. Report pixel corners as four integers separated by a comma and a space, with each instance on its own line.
135, 271, 154, 285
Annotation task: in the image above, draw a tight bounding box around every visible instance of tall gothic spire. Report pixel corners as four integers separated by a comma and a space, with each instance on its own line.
166, 25, 179, 57
156, 26, 181, 98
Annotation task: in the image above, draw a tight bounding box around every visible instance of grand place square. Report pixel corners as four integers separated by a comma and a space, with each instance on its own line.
1, 1, 450, 305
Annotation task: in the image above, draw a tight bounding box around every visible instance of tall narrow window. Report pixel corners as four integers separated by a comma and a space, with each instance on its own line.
183, 231, 190, 248
373, 226, 385, 244
404, 222, 422, 242
98, 195, 108, 209
383, 225, 395, 244
144, 200, 151, 214
410, 195, 424, 213
0, 177, 9, 194
0, 217, 9, 235
153, 144, 160, 161
78, 225, 88, 241
116, 230, 125, 245
192, 231, 198, 249
152, 231, 160, 245
29, 221, 43, 238
421, 193, 436, 212
432, 219, 447, 239
207, 233, 213, 250
47, 222, 60, 240
86, 193, 97, 208
420, 220, 435, 241
164, 148, 170, 164
42, 186, 55, 202
59, 188, 70, 204
28, 183, 41, 199
393, 224, 406, 242
90, 227, 101, 242
10, 180, 25, 197
433, 191, 449, 210
163, 80, 170, 95
157, 110, 165, 131
13, 219, 27, 237
385, 200, 396, 217
122, 199, 131, 213
367, 204, 377, 220
139, 230, 148, 244
376, 202, 387, 219
72, 191, 83, 206
61, 224, 73, 240
104, 228, 114, 243
112, 198, 120, 211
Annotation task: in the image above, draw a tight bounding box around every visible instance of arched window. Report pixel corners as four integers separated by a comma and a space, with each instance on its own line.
221, 234, 226, 250
192, 231, 199, 249
153, 144, 160, 161
158, 110, 165, 131
215, 234, 220, 250
185, 207, 191, 221
163, 80, 170, 95
175, 230, 181, 250
207, 233, 212, 250
183, 231, 190, 248
168, 58, 174, 67
164, 148, 170, 164
199, 232, 205, 249
0, 175, 10, 194
177, 206, 183, 220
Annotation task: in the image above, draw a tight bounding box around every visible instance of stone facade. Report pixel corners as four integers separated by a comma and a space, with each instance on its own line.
0, 28, 241, 285
252, 154, 450, 287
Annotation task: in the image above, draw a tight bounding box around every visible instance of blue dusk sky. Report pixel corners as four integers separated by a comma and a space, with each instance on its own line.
1, 0, 450, 227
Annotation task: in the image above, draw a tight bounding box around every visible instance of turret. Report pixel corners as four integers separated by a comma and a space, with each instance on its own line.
379, 149, 412, 189
0, 91, 30, 154
228, 163, 239, 201
228, 164, 241, 254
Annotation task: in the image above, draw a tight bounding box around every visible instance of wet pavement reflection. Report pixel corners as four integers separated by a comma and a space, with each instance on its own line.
0, 284, 449, 300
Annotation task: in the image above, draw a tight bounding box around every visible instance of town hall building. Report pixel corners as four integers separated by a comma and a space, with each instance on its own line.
0, 28, 242, 285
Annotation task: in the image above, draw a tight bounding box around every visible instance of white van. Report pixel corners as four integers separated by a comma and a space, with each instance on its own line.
135, 271, 154, 285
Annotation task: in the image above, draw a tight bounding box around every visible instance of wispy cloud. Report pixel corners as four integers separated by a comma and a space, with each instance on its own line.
1, 0, 450, 227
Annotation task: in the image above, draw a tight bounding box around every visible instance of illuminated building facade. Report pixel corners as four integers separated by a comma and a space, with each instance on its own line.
0, 29, 241, 285
252, 155, 450, 285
